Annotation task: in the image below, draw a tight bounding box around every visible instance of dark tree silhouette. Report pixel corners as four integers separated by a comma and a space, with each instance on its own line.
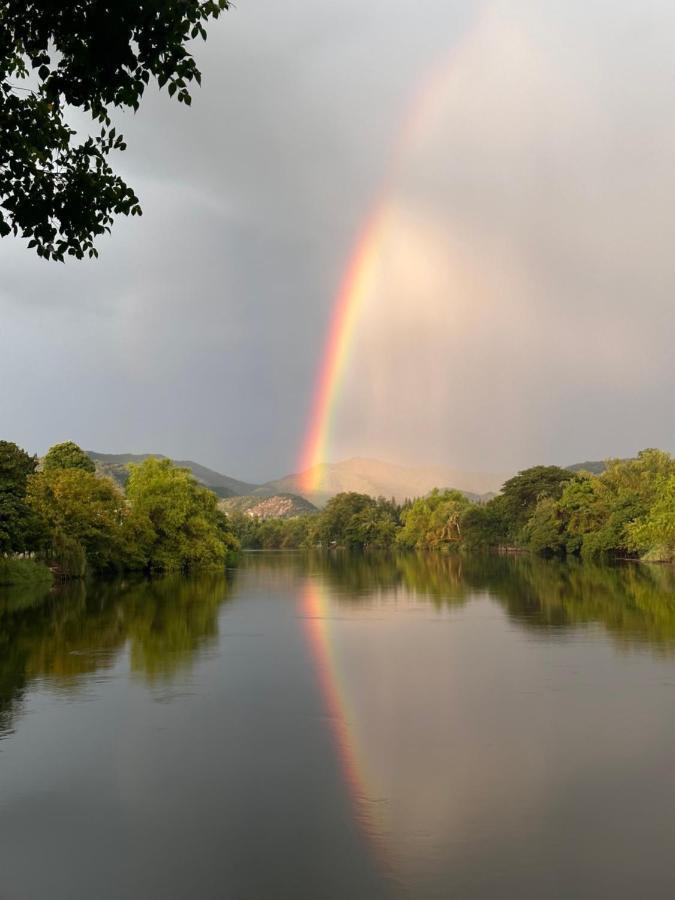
0, 0, 229, 261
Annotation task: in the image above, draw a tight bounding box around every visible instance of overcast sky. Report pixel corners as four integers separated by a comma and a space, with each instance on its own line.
1, 0, 673, 482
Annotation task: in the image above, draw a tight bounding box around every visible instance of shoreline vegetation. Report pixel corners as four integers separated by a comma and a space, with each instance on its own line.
1, 441, 673, 588
230, 449, 674, 564
0, 440, 239, 583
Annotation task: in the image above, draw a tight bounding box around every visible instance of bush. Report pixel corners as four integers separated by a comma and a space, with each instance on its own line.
0, 557, 53, 586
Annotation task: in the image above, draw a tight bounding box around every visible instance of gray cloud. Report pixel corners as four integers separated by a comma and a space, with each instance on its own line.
0, 0, 672, 480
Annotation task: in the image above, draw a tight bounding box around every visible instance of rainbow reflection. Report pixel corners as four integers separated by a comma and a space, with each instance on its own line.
301, 579, 390, 870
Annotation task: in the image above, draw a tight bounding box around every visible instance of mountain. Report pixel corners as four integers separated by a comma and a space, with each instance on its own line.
86, 451, 508, 507
220, 493, 318, 519
87, 451, 258, 498
255, 457, 509, 506
566, 458, 633, 475
566, 460, 607, 475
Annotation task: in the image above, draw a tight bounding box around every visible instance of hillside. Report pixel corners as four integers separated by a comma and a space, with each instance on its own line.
87, 451, 258, 498
566, 458, 636, 475
566, 460, 607, 475
256, 457, 508, 506
86, 451, 627, 509
220, 493, 318, 519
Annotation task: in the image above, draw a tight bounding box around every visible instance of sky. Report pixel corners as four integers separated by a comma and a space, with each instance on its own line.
1, 0, 673, 483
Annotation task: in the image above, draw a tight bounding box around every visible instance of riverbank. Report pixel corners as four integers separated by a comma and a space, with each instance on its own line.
0, 558, 53, 587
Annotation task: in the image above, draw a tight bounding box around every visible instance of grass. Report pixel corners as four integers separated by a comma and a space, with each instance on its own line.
0, 557, 54, 587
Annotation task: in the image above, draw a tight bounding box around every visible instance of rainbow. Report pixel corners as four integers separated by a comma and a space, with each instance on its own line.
298, 202, 390, 493
301, 579, 389, 866
297, 17, 483, 494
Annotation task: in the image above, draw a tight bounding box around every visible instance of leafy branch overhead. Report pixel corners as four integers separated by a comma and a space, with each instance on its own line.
0, 0, 229, 261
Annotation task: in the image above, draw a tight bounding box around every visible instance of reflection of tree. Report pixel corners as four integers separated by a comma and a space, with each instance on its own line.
3, 554, 674, 742
0, 572, 234, 738
250, 551, 675, 651
488, 556, 675, 651
124, 575, 229, 682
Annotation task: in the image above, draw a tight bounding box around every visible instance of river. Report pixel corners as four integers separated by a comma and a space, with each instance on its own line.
1, 552, 674, 899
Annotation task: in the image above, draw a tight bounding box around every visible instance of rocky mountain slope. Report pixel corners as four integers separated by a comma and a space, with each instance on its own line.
220, 493, 317, 519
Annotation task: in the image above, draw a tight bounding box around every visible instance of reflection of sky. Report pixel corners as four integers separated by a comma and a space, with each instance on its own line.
2, 561, 675, 898
313, 576, 675, 896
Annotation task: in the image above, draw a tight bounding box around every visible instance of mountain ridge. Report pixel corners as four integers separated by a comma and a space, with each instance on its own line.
87, 451, 258, 498
254, 456, 508, 506
87, 450, 614, 508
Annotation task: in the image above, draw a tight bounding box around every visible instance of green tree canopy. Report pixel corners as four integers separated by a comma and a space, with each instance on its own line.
0, 0, 229, 261
500, 465, 574, 538
43, 441, 95, 473
627, 474, 675, 563
27, 466, 129, 573
459, 496, 508, 550
0, 440, 41, 554
397, 489, 471, 550
311, 492, 400, 550
125, 457, 238, 570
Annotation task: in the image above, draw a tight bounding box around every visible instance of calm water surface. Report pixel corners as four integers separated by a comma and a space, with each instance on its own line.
1, 553, 675, 899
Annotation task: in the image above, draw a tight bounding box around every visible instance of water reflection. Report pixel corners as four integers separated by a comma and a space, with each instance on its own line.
0, 572, 234, 738
286, 554, 675, 897
246, 551, 675, 648
1, 554, 675, 899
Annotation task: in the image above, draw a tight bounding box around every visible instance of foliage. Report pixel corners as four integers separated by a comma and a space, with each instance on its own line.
125, 457, 238, 571
554, 450, 675, 560
626, 474, 675, 563
397, 489, 471, 550
43, 441, 95, 473
459, 496, 508, 550
0, 440, 42, 554
27, 467, 129, 573
0, 557, 52, 586
519, 496, 566, 556
49, 529, 87, 578
2, 436, 673, 569
232, 513, 313, 550
312, 493, 400, 550
230, 450, 674, 564
0, 0, 229, 260
499, 465, 574, 540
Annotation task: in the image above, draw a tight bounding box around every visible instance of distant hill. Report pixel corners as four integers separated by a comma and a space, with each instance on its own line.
566, 458, 635, 475
220, 493, 318, 519
87, 451, 258, 498
255, 457, 508, 506
566, 460, 607, 475
82, 450, 643, 510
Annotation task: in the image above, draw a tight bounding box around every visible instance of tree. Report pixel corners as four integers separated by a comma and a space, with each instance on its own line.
310, 492, 400, 550
626, 474, 675, 563
313, 492, 377, 549
43, 441, 95, 473
345, 497, 400, 550
460, 497, 508, 550
559, 450, 675, 558
27, 467, 129, 572
1, 0, 229, 261
0, 440, 41, 554
125, 457, 237, 570
499, 466, 574, 541
397, 489, 471, 551
521, 496, 566, 556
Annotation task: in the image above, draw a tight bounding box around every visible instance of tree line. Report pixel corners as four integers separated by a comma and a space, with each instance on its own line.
0, 440, 238, 582
231, 449, 675, 563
